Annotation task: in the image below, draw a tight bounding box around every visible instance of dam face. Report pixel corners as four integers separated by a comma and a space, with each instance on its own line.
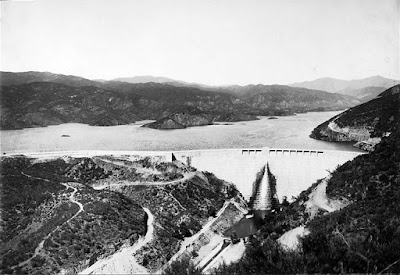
172, 148, 363, 201
16, 147, 363, 202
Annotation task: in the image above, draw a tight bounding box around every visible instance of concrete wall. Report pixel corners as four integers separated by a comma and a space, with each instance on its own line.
12, 148, 363, 202
173, 148, 363, 201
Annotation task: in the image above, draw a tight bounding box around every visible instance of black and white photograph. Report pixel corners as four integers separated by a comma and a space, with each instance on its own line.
1, 0, 399, 274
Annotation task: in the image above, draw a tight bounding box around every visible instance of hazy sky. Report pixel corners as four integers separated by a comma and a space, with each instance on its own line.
1, 0, 399, 85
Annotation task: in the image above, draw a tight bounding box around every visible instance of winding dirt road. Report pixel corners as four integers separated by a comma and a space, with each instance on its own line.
93, 171, 197, 190
327, 116, 343, 134
61, 183, 84, 217
278, 178, 336, 250
17, 172, 85, 269
307, 178, 335, 215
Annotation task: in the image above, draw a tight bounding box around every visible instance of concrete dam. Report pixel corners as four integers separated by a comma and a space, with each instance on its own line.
17, 147, 363, 202
172, 148, 363, 201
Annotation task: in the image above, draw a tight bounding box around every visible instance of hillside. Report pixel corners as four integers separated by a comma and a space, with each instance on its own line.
310, 85, 400, 151
143, 112, 214, 129
211, 123, 400, 274
0, 81, 261, 129
0, 82, 144, 129
227, 84, 360, 113
102, 81, 360, 115
0, 155, 241, 274
0, 156, 147, 274
1, 72, 361, 130
290, 75, 400, 93
143, 112, 257, 129
0, 71, 97, 87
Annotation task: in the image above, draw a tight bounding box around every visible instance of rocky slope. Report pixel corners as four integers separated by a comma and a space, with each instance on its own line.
143, 112, 257, 129
116, 172, 242, 271
310, 84, 400, 151
0, 155, 242, 274
143, 113, 214, 129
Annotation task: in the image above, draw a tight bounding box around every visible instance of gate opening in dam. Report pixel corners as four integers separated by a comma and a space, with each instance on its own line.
171, 147, 363, 202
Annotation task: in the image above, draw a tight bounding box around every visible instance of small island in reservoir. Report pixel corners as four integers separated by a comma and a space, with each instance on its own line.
143, 112, 257, 130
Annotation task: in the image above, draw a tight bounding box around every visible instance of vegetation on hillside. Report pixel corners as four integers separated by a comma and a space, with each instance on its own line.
1, 155, 241, 274
336, 86, 399, 137
115, 171, 241, 271
211, 127, 400, 274
1, 71, 360, 130
0, 156, 147, 274
311, 84, 400, 143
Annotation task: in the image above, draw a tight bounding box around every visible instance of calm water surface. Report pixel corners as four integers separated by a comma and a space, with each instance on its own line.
0, 111, 362, 153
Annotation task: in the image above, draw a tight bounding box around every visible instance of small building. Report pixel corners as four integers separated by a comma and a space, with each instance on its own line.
224, 215, 258, 242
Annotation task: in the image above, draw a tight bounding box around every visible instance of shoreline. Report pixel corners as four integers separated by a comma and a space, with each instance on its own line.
1, 111, 365, 154
1, 147, 366, 159
0, 110, 348, 131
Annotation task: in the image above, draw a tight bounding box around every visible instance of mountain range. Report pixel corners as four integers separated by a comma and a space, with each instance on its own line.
0, 71, 363, 130
112, 75, 181, 84
0, 71, 97, 87
290, 75, 400, 93
290, 76, 400, 103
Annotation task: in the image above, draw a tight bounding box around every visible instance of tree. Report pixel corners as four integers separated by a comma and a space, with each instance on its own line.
162, 258, 201, 275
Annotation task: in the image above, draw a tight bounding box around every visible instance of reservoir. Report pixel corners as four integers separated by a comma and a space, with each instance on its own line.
0, 111, 362, 154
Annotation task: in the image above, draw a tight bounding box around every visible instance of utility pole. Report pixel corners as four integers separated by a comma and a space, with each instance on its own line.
108, 180, 111, 207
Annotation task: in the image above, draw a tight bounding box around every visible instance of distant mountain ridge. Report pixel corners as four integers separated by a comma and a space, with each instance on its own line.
220, 84, 360, 113
0, 71, 97, 87
290, 76, 400, 94
1, 71, 361, 130
112, 75, 181, 84
290, 76, 400, 104
344, 86, 387, 103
